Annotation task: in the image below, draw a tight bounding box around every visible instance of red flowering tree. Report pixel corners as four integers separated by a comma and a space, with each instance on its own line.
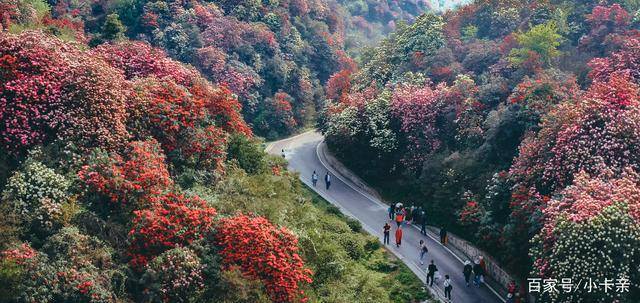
390, 83, 447, 170
0, 31, 129, 155
91, 41, 199, 86
531, 169, 640, 302
325, 69, 351, 102
128, 192, 217, 267
78, 139, 173, 208
580, 4, 632, 53
215, 214, 313, 303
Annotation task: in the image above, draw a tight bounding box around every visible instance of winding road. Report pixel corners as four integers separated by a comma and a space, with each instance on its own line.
267, 131, 503, 303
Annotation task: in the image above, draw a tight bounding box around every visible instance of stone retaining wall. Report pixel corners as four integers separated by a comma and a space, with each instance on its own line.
320, 140, 515, 297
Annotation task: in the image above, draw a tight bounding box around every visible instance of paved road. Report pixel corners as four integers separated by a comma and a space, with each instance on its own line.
268, 131, 503, 303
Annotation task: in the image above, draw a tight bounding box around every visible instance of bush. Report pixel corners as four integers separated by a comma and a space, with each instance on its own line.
226, 133, 266, 174
2, 157, 70, 238
140, 247, 205, 302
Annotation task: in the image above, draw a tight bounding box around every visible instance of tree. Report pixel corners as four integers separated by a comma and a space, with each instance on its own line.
102, 13, 127, 41
78, 139, 173, 209
128, 192, 217, 267
215, 214, 313, 303
509, 22, 563, 67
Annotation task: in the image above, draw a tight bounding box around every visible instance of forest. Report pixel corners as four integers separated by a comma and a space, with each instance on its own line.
1, 0, 640, 302
321, 0, 640, 302
0, 0, 439, 302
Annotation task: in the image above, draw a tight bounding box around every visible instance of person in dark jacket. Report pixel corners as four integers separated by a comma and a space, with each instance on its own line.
324, 172, 331, 190
388, 205, 395, 220
383, 223, 391, 245
420, 209, 427, 235
426, 260, 438, 287
473, 259, 484, 287
463, 260, 473, 286
440, 226, 448, 245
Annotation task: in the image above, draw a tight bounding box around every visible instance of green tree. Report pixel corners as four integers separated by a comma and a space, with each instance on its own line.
509, 22, 563, 66
102, 13, 127, 41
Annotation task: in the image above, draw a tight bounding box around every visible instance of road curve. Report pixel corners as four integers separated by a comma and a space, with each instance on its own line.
267, 131, 503, 303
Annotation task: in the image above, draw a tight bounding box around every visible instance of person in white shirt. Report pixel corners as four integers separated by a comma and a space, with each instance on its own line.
443, 275, 452, 301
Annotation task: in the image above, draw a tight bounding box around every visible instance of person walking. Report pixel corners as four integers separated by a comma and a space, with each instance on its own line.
324, 172, 331, 190
439, 226, 448, 245
311, 171, 318, 187
281, 149, 285, 158
444, 275, 453, 301
388, 205, 395, 220
395, 209, 404, 228
383, 223, 391, 245
426, 260, 438, 287
395, 227, 403, 247
420, 209, 427, 235
419, 240, 429, 265
463, 260, 473, 286
473, 259, 485, 287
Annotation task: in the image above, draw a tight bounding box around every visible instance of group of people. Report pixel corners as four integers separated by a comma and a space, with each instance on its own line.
383, 202, 494, 303
311, 170, 332, 190
388, 203, 429, 235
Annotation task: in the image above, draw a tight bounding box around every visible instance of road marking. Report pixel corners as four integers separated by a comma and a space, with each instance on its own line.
314, 138, 507, 303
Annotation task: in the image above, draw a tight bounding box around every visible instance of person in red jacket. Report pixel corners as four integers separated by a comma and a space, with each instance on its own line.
395, 209, 405, 227
395, 227, 403, 247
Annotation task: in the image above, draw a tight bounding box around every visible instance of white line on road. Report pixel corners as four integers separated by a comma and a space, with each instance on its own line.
314, 139, 506, 303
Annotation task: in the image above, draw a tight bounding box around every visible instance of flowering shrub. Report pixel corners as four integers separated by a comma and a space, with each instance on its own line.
0, 31, 129, 154
91, 41, 199, 86
458, 201, 485, 226
128, 193, 216, 267
531, 202, 640, 302
390, 83, 446, 170
215, 214, 313, 303
78, 140, 172, 207
2, 158, 69, 235
141, 247, 205, 302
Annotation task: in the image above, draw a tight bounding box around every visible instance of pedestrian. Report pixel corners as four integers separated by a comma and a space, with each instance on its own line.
479, 255, 486, 272
473, 259, 484, 287
419, 240, 428, 265
426, 260, 438, 287
439, 226, 448, 245
395, 209, 404, 228
325, 172, 331, 190
444, 274, 453, 301
411, 206, 418, 224
281, 149, 285, 158
507, 280, 517, 295
420, 209, 427, 235
311, 171, 318, 187
388, 205, 395, 220
395, 227, 403, 247
463, 260, 473, 286
408, 205, 415, 222
383, 223, 391, 245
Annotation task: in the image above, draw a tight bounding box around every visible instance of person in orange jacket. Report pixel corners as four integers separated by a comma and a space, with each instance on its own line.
395, 227, 403, 247
395, 209, 405, 227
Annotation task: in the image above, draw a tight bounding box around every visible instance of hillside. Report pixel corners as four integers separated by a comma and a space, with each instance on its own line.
0, 1, 431, 302
322, 0, 640, 302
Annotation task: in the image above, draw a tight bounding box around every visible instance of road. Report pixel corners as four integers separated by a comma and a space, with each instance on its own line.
268, 131, 503, 303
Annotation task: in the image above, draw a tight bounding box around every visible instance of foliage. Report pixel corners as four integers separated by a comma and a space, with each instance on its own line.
0, 31, 129, 155
128, 192, 217, 267
215, 214, 312, 303
79, 139, 173, 208
2, 157, 70, 238
140, 247, 205, 302
508, 22, 563, 67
